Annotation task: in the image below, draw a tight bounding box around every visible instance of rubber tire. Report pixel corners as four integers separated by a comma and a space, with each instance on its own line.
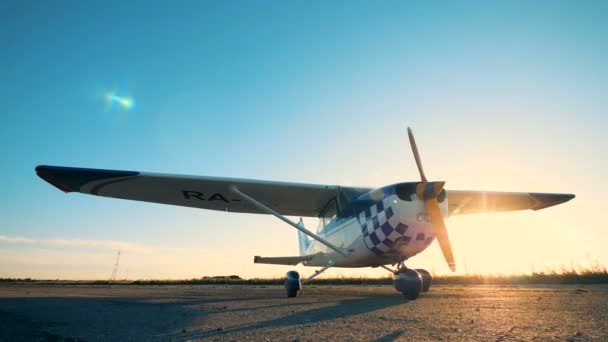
285, 280, 300, 298
285, 271, 301, 298
286, 287, 299, 298
393, 269, 422, 300
415, 268, 432, 292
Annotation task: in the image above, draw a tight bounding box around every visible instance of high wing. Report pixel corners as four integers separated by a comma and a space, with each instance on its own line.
36, 165, 574, 218
35, 165, 367, 217
447, 190, 575, 216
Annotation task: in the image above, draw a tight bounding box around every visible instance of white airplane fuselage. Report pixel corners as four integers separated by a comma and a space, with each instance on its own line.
302, 186, 448, 268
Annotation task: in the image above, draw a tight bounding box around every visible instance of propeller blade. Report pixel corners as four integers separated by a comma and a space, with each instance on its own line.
407, 127, 455, 272
425, 198, 456, 272
407, 127, 428, 184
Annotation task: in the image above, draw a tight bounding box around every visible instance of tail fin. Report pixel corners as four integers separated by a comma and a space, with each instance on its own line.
297, 218, 311, 255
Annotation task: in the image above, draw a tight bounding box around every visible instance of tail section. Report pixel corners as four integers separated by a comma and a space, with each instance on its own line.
297, 218, 311, 255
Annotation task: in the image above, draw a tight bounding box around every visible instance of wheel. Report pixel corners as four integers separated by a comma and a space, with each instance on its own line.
393, 269, 422, 300
286, 286, 299, 298
415, 268, 432, 292
285, 270, 302, 298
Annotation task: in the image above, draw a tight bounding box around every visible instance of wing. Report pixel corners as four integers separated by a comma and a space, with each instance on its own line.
447, 190, 575, 216
36, 165, 360, 217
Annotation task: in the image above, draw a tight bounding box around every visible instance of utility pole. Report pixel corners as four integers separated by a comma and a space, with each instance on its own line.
531, 261, 536, 274
109, 250, 121, 282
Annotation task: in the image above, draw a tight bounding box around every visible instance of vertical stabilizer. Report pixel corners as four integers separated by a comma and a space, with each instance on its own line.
297, 218, 311, 255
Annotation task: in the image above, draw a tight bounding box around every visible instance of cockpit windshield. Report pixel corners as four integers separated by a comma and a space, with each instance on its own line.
315, 187, 362, 233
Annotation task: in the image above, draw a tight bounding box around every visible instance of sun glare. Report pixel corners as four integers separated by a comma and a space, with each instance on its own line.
104, 91, 135, 111
445, 211, 584, 275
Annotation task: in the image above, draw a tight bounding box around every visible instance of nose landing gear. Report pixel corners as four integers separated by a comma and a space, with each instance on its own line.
391, 262, 432, 300
393, 269, 422, 300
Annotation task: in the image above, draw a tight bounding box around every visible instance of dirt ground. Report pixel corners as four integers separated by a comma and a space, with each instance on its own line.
0, 284, 606, 341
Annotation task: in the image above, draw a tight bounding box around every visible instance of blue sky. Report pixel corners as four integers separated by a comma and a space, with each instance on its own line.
1, 1, 607, 279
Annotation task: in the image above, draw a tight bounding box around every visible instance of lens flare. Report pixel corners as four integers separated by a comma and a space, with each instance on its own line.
104, 91, 135, 110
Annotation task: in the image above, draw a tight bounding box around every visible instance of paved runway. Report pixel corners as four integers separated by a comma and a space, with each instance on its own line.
0, 284, 606, 341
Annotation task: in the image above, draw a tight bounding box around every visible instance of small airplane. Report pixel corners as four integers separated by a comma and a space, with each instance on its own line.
36, 128, 574, 299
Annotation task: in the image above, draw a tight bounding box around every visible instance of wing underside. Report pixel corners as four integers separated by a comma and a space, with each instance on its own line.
36, 165, 345, 217
36, 165, 574, 218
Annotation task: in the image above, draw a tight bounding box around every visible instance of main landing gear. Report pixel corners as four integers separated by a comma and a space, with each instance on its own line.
285, 270, 302, 297
285, 261, 334, 298
391, 262, 432, 300
284, 264, 432, 299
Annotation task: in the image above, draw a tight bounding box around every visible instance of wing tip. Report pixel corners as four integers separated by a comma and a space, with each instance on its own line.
530, 193, 576, 210
36, 165, 74, 193
35, 165, 140, 194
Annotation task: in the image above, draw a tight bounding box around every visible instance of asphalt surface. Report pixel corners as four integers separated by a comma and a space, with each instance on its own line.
0, 284, 606, 341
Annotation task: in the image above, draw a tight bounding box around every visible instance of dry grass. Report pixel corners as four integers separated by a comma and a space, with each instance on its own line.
2, 264, 607, 286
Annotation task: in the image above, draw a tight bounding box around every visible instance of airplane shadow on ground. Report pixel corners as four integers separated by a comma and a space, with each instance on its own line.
372, 330, 405, 342
173, 295, 407, 341
0, 295, 262, 341
0, 293, 410, 341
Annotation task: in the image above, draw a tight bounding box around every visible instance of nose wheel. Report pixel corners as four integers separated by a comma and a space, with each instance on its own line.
392, 262, 423, 300
415, 268, 432, 292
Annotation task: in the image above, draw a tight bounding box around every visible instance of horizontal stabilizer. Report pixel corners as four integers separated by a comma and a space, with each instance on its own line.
253, 255, 313, 266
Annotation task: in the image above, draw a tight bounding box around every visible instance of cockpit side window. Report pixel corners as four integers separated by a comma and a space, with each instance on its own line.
317, 198, 338, 232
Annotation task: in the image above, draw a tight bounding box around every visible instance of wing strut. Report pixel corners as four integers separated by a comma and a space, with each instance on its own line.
229, 186, 347, 257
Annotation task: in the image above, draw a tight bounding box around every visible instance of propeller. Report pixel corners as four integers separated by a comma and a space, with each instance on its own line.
407, 127, 456, 272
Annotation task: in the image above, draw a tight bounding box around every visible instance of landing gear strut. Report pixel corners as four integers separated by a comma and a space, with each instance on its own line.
392, 262, 423, 300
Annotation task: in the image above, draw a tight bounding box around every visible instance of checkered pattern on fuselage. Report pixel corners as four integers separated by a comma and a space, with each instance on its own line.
358, 196, 410, 256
